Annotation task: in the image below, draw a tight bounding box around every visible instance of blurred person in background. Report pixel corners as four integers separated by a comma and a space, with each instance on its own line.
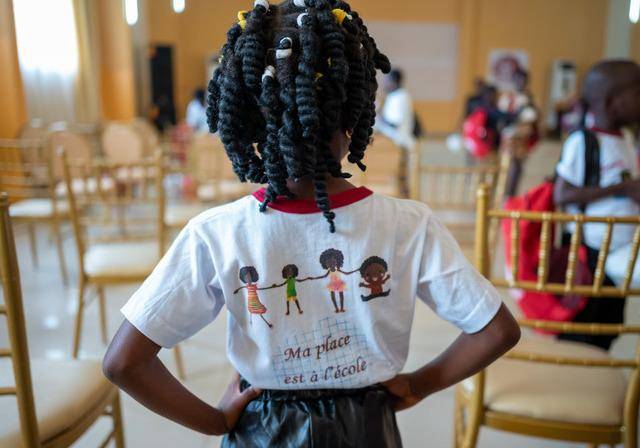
464, 77, 488, 117
186, 88, 208, 133
376, 68, 417, 198
499, 68, 540, 197
463, 84, 509, 165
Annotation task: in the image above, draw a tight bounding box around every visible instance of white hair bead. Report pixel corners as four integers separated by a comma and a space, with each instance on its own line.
262, 65, 276, 82
276, 48, 293, 59
296, 13, 309, 27
254, 0, 269, 10
293, 0, 306, 7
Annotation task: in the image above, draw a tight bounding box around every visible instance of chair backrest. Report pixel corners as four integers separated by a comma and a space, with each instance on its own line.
17, 119, 47, 142
347, 135, 403, 196
132, 118, 161, 158
420, 152, 510, 211
49, 131, 93, 179
187, 134, 252, 201
101, 122, 144, 164
189, 133, 222, 183
0, 193, 40, 447
475, 182, 640, 369
59, 148, 164, 267
0, 139, 56, 206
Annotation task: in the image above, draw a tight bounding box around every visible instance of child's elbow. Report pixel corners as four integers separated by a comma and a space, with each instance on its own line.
102, 352, 131, 385
497, 319, 521, 352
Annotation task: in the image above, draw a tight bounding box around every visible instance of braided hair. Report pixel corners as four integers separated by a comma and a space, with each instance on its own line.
207, 0, 390, 232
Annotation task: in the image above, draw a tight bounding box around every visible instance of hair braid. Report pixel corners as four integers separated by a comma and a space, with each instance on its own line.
275, 37, 306, 179
259, 67, 292, 211
238, 3, 270, 95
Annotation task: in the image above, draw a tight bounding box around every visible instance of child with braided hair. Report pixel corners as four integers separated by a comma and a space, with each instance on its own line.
104, 1, 520, 446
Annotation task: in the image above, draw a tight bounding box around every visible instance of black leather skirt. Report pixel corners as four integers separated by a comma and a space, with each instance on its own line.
222, 380, 403, 448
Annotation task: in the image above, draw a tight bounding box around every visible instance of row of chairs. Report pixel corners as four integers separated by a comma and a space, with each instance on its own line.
455, 184, 640, 448
1, 193, 125, 447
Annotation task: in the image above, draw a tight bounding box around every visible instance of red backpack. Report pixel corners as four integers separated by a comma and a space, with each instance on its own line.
463, 107, 497, 159
502, 130, 600, 331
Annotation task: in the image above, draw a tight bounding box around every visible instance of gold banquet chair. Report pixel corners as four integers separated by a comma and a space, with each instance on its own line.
0, 193, 125, 448
191, 134, 253, 205
348, 135, 404, 197
454, 184, 640, 448
59, 149, 186, 379
0, 139, 69, 284
418, 152, 510, 247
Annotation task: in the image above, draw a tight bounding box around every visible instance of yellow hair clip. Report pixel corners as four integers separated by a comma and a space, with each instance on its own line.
237, 10, 248, 30
332, 8, 351, 25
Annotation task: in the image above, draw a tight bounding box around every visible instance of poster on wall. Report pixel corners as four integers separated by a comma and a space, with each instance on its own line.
487, 49, 529, 91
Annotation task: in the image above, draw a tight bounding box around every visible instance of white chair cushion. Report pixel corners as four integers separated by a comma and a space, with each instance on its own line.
165, 203, 210, 227
9, 199, 69, 218
197, 181, 251, 202
366, 182, 398, 197
55, 178, 116, 197
462, 336, 627, 425
84, 241, 159, 277
0, 359, 114, 447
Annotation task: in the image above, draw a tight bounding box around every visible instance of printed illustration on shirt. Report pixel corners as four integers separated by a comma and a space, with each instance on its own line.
358, 256, 391, 302
234, 266, 274, 329
318, 248, 358, 313
267, 264, 322, 316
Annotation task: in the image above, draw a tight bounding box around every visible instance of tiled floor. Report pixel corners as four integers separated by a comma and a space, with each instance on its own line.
2, 140, 635, 447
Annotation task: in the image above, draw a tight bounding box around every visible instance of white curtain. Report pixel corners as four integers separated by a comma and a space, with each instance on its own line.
12, 0, 80, 122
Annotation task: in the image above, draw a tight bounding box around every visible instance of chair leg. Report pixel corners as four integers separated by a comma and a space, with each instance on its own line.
72, 277, 86, 358
111, 392, 126, 448
625, 415, 637, 448
97, 286, 108, 344
51, 219, 68, 286
462, 385, 483, 448
27, 222, 38, 267
453, 386, 464, 448
174, 345, 186, 380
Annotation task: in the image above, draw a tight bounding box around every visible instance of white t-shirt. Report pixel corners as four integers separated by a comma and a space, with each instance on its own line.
122, 187, 502, 389
556, 129, 639, 250
376, 88, 416, 150
185, 99, 208, 133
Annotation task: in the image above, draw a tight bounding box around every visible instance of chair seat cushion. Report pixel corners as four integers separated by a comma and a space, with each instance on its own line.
9, 199, 69, 218
462, 336, 627, 425
366, 182, 398, 197
197, 181, 251, 202
85, 241, 158, 277
165, 203, 210, 227
0, 359, 114, 447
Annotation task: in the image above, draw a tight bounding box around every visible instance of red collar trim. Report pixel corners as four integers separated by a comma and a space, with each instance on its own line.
590, 127, 624, 137
252, 186, 373, 214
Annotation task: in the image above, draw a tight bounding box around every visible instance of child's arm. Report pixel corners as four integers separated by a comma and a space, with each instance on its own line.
258, 283, 282, 290
383, 304, 520, 411
300, 270, 331, 281
382, 274, 391, 284
554, 177, 640, 207
103, 321, 261, 435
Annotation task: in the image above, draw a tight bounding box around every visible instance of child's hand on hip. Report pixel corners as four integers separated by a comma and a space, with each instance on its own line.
382, 373, 423, 411
217, 373, 262, 433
